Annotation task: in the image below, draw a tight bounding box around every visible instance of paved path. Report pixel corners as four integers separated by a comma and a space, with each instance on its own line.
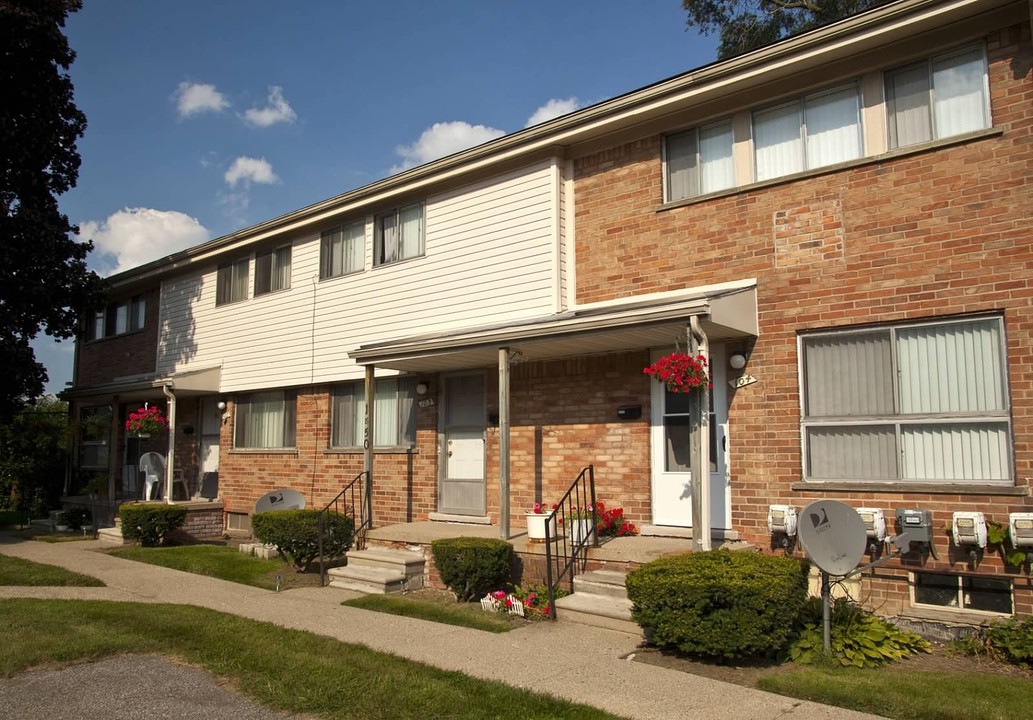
0, 537, 885, 720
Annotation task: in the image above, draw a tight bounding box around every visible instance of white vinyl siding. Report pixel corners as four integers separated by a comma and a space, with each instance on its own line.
754, 84, 861, 182
320, 222, 365, 279
254, 246, 291, 295
886, 45, 989, 149
800, 316, 1011, 485
216, 258, 249, 305
665, 120, 734, 201
234, 390, 296, 448
156, 160, 561, 392
331, 378, 416, 448
375, 203, 424, 266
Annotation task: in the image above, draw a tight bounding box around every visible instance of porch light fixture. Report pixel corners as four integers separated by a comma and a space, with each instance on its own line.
729, 353, 747, 370
416, 382, 429, 396
216, 401, 227, 411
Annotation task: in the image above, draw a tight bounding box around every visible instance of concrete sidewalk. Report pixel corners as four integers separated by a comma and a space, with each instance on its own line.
0, 537, 885, 720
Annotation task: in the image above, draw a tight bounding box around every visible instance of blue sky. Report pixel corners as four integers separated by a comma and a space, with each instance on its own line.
37, 0, 717, 394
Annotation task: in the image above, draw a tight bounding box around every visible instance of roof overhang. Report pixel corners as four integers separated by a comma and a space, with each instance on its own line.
63, 366, 222, 402
350, 280, 757, 373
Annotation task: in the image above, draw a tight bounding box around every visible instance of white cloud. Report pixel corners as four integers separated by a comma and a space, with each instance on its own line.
80, 208, 210, 276
242, 86, 297, 127
525, 97, 580, 127
391, 121, 506, 173
224, 156, 279, 187
175, 82, 230, 118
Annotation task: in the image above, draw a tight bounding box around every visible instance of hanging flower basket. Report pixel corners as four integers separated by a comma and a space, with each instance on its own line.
125, 405, 169, 436
643, 352, 710, 393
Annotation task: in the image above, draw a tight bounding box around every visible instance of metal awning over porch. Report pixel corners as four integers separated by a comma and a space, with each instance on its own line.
62, 365, 222, 401
349, 279, 757, 372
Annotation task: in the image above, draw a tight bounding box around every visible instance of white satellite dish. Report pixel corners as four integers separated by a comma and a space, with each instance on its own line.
798, 500, 867, 576
254, 488, 306, 514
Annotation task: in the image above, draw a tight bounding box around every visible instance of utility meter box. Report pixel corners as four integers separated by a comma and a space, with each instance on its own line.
1009, 513, 1033, 547
951, 511, 988, 548
768, 505, 798, 537
895, 508, 933, 544
856, 507, 887, 541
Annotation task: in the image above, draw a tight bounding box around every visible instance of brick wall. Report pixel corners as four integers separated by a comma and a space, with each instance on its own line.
570, 23, 1033, 601
76, 287, 160, 387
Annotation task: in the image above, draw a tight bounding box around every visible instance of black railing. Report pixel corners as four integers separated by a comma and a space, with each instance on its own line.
544, 465, 597, 619
318, 471, 371, 586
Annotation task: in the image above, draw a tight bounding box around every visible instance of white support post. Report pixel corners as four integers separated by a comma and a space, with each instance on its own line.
499, 347, 511, 540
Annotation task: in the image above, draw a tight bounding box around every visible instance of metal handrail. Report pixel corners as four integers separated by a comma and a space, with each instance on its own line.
544, 465, 597, 619
318, 471, 371, 586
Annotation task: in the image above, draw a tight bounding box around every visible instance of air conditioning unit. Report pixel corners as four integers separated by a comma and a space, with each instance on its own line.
951, 511, 987, 548
767, 505, 798, 537
856, 507, 886, 541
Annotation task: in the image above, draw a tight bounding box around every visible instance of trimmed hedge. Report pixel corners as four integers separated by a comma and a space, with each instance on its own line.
251, 509, 355, 572
119, 503, 188, 546
63, 506, 92, 531
431, 537, 514, 601
626, 549, 809, 660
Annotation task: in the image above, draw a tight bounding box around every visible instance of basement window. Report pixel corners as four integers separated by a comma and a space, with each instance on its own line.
913, 572, 1012, 614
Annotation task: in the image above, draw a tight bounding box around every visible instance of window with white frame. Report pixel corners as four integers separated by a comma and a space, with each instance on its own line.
754, 83, 862, 182
331, 378, 416, 448
254, 245, 292, 295
216, 257, 250, 305
886, 45, 989, 149
913, 572, 1011, 614
320, 222, 365, 279
800, 316, 1011, 484
374, 203, 424, 266
234, 390, 296, 448
665, 120, 734, 201
88, 295, 146, 340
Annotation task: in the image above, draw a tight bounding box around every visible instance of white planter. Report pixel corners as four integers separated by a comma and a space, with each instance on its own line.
525, 513, 557, 542
55, 524, 68, 532
569, 518, 596, 545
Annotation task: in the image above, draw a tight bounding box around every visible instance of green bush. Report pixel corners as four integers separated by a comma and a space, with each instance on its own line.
431, 536, 514, 601
953, 615, 1033, 667
119, 503, 187, 546
626, 549, 809, 661
63, 506, 92, 531
788, 598, 930, 668
251, 509, 354, 572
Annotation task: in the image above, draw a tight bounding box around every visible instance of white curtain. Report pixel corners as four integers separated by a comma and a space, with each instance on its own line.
399, 204, 424, 260
699, 121, 734, 194
343, 222, 364, 274
274, 247, 291, 290
239, 391, 293, 448
886, 63, 932, 148
933, 48, 987, 138
379, 213, 399, 264
665, 131, 698, 200
754, 102, 803, 181
374, 379, 398, 446
232, 260, 248, 301
805, 86, 861, 169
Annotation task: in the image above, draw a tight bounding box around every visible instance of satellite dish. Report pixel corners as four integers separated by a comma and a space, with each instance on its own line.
798, 500, 867, 576
254, 488, 306, 514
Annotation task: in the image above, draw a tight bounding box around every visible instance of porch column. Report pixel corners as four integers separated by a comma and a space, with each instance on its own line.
689, 317, 712, 552
161, 384, 177, 505
363, 364, 375, 527
498, 347, 511, 540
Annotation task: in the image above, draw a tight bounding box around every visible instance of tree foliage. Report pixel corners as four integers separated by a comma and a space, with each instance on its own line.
0, 0, 103, 420
683, 0, 890, 59
0, 396, 67, 514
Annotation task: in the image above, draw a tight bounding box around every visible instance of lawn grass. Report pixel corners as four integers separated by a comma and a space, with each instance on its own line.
108, 545, 283, 589
343, 593, 520, 633
759, 666, 1033, 720
0, 555, 104, 587
0, 599, 623, 720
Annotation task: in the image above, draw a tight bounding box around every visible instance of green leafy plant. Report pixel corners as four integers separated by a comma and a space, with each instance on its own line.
62, 506, 91, 531
626, 549, 808, 660
251, 510, 354, 572
118, 503, 187, 546
986, 521, 1028, 569
431, 536, 513, 602
788, 598, 930, 668
951, 615, 1033, 667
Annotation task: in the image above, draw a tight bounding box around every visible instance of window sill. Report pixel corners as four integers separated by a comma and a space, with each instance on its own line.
791, 481, 1027, 496
229, 448, 298, 455
657, 126, 1004, 212
84, 328, 147, 344
898, 605, 1011, 626
324, 447, 418, 455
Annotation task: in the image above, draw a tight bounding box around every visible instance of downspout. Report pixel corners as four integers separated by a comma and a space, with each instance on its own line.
161, 384, 176, 505
689, 316, 712, 552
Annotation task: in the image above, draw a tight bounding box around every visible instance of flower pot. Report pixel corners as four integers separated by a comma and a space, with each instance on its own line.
55, 524, 68, 532
569, 518, 596, 545
525, 512, 557, 542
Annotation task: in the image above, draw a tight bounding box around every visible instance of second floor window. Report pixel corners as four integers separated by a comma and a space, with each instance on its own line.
88, 295, 146, 340
255, 246, 292, 295
216, 257, 249, 305
320, 222, 365, 279
665, 120, 734, 201
234, 390, 297, 449
375, 203, 424, 266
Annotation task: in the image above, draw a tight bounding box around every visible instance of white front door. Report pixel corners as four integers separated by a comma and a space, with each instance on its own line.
199, 397, 221, 480
439, 372, 486, 516
650, 344, 730, 530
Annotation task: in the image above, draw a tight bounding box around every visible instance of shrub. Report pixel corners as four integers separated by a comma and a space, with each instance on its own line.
251, 509, 354, 572
626, 549, 808, 660
63, 506, 92, 531
431, 536, 514, 601
953, 615, 1033, 667
119, 503, 187, 546
788, 598, 930, 668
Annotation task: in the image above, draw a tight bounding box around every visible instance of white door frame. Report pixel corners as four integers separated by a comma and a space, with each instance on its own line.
438, 371, 487, 516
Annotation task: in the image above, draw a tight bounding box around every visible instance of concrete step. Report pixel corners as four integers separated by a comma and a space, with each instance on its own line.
573, 569, 628, 599
554, 592, 641, 636
327, 565, 407, 594
346, 548, 425, 572
97, 526, 127, 546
